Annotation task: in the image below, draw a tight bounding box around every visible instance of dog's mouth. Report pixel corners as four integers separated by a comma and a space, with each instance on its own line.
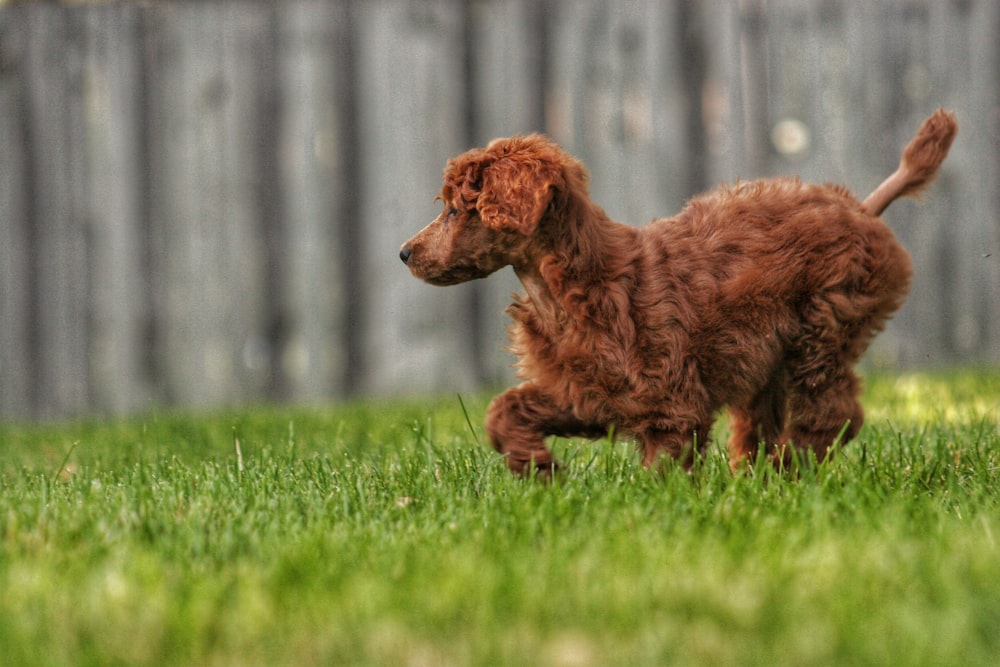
411, 262, 491, 286
400, 245, 498, 285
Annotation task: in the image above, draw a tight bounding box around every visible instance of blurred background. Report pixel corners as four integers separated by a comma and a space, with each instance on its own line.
0, 0, 997, 421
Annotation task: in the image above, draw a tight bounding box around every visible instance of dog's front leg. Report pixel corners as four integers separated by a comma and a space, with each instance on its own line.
485, 383, 606, 476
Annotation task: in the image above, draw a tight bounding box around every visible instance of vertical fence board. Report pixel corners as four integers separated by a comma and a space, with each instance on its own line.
709, 0, 757, 184
938, 0, 1000, 364
273, 1, 347, 402
353, 0, 477, 396
145, 6, 215, 407
883, 2, 954, 366
974, 1, 1000, 361
22, 9, 92, 418
82, 6, 150, 414
144, 5, 271, 408
468, 0, 543, 142
838, 1, 910, 364
467, 0, 543, 385
0, 14, 32, 417
544, 1, 690, 223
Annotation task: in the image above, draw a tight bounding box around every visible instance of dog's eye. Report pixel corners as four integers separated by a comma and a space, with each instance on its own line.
443, 207, 461, 226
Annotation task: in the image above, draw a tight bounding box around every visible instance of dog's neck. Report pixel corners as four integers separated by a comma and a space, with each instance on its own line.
513, 198, 639, 325
514, 264, 565, 326
514, 264, 568, 326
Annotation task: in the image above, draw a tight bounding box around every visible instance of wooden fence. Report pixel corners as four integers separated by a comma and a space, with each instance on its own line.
1, 0, 998, 420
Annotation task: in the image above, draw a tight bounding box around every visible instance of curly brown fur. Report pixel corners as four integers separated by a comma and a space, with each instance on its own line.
400, 111, 957, 475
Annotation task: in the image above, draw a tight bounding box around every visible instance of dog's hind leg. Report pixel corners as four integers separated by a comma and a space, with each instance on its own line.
727, 370, 788, 471
776, 288, 888, 466
776, 366, 864, 466
485, 384, 606, 476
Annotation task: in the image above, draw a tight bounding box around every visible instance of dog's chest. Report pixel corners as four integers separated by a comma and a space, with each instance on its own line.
508, 296, 677, 420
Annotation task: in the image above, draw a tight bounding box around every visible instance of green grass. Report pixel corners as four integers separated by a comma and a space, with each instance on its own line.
1, 371, 999, 666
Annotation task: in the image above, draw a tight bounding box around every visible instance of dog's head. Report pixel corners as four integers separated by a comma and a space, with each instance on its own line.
399, 134, 587, 285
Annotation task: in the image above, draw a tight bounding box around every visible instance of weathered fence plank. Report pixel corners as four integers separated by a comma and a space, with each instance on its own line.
941, 0, 1000, 364
144, 5, 274, 408
272, 0, 349, 403
82, 5, 150, 415
545, 0, 693, 224
466, 0, 546, 386
353, 0, 479, 396
0, 0, 996, 421
21, 9, 92, 418
0, 19, 32, 418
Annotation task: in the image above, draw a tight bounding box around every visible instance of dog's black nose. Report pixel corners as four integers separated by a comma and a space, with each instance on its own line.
399, 246, 412, 264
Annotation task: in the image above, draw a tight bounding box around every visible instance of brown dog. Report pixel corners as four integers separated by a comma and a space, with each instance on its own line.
400, 111, 956, 475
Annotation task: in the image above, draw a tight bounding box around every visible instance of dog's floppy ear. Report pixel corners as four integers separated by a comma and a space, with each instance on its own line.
478, 157, 560, 236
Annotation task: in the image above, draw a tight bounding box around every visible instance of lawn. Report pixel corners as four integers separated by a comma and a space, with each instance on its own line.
1, 371, 999, 666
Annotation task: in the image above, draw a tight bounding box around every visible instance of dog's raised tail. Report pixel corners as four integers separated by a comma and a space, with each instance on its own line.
861, 109, 957, 217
